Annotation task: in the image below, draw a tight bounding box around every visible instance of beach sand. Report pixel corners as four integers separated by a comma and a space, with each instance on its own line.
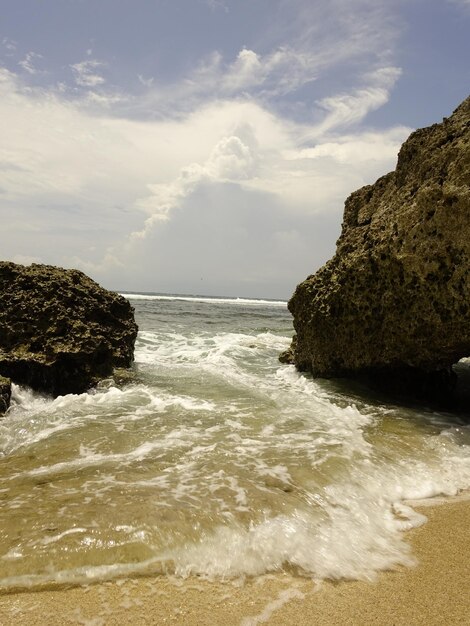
1, 496, 469, 626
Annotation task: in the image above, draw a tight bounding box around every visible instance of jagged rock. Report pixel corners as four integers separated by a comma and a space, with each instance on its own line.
286, 96, 470, 398
0, 375, 11, 415
279, 335, 297, 365
0, 262, 138, 396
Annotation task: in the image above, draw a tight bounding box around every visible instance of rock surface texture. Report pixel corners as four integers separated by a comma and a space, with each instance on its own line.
0, 375, 11, 415
0, 262, 138, 397
287, 96, 470, 396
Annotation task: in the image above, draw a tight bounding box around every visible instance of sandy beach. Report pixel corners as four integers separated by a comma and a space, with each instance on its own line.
1, 495, 469, 626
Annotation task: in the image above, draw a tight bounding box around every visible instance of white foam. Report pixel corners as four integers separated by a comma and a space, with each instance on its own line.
241, 587, 305, 625
135, 330, 289, 368
1, 297, 470, 591
121, 293, 287, 307
0, 381, 218, 456
40, 528, 89, 546
11, 428, 204, 480
168, 506, 416, 581
0, 558, 167, 590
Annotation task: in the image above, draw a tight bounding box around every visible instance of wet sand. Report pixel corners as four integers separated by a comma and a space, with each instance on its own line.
1, 496, 469, 625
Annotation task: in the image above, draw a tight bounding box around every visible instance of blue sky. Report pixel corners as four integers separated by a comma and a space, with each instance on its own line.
1, 0, 469, 298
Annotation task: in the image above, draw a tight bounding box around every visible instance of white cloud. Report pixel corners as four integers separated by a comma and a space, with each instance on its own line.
207, 135, 256, 180
110, 0, 402, 123
266, 0, 401, 77
221, 47, 317, 97
71, 60, 106, 87
138, 74, 154, 87
12, 254, 42, 266
138, 45, 318, 115
85, 90, 125, 108
286, 128, 409, 164
68, 252, 124, 275
19, 51, 43, 75
309, 67, 402, 137
223, 49, 263, 91
205, 0, 229, 12
0, 63, 410, 294
448, 0, 470, 8
0, 0, 417, 295
131, 133, 257, 238
2, 37, 17, 53
124, 71, 408, 249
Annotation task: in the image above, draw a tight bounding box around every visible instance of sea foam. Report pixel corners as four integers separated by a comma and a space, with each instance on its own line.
1, 296, 469, 590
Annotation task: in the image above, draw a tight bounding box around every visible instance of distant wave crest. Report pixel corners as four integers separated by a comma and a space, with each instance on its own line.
121, 293, 287, 307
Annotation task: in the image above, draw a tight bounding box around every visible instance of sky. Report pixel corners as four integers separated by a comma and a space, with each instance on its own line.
1, 0, 469, 299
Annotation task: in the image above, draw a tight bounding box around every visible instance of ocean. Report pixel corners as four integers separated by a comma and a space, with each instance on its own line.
1, 293, 470, 590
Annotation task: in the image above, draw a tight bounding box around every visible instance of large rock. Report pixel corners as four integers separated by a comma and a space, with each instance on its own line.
0, 375, 11, 414
287, 96, 470, 397
0, 262, 138, 396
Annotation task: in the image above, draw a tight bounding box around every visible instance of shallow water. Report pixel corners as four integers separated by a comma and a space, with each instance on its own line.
1, 294, 470, 589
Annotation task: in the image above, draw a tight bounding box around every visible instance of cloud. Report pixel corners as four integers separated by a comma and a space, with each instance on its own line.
133, 45, 318, 118
131, 133, 257, 238
121, 72, 407, 253
138, 74, 154, 87
0, 61, 410, 296
71, 60, 106, 87
2, 37, 17, 53
102, 1, 403, 125
220, 47, 317, 97
84, 90, 125, 108
0, 0, 416, 296
0, 1, 404, 126
68, 252, 124, 275
285, 127, 409, 164
12, 254, 42, 266
205, 134, 257, 180
263, 0, 402, 80
19, 51, 43, 75
205, 0, 229, 12
448, 0, 470, 9
310, 66, 402, 136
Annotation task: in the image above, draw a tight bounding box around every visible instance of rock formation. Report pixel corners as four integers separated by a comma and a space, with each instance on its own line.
0, 375, 11, 414
285, 95, 470, 398
0, 262, 138, 398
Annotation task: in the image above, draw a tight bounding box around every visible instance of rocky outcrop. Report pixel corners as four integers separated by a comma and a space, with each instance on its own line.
279, 335, 297, 365
286, 96, 470, 398
0, 375, 11, 414
0, 262, 138, 397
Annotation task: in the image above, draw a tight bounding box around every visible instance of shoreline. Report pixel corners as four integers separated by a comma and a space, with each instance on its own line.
1, 494, 469, 625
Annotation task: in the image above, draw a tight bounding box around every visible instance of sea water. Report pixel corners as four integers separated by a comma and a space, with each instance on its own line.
0, 293, 470, 589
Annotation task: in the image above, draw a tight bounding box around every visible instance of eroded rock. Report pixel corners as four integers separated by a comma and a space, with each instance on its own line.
0, 262, 138, 396
0, 375, 11, 415
286, 96, 470, 398
279, 335, 297, 365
